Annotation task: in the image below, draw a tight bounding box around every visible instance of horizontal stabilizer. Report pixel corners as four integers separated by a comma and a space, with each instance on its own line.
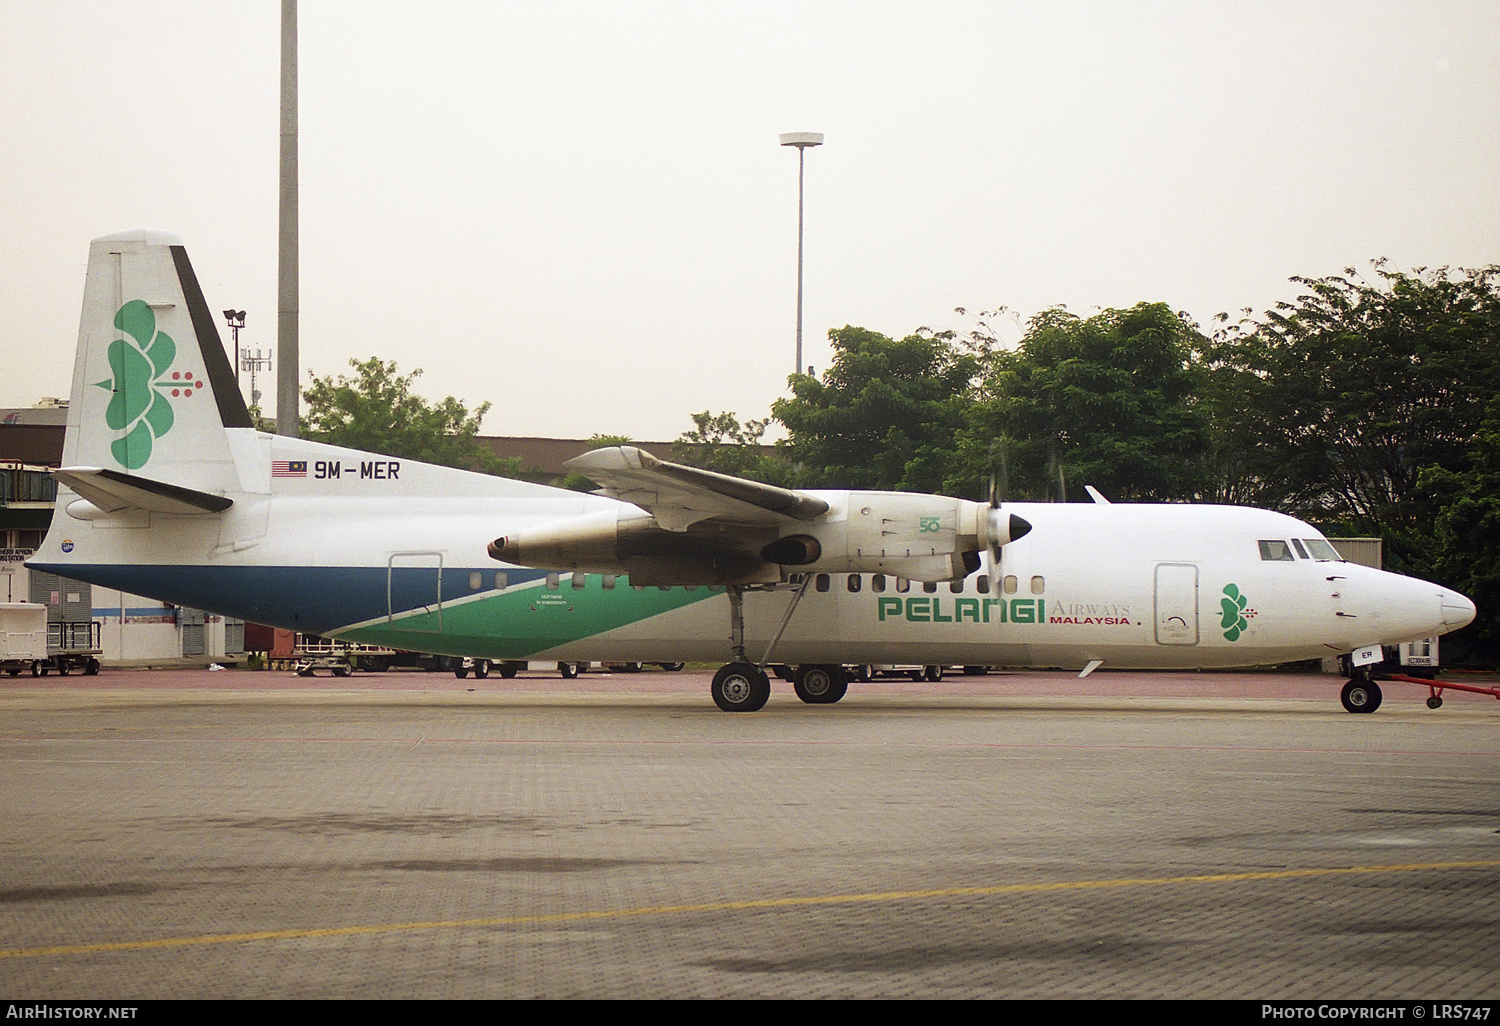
55, 466, 233, 516
565, 446, 828, 531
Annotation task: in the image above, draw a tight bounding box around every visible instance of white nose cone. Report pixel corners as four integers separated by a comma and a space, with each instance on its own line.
1441, 590, 1477, 630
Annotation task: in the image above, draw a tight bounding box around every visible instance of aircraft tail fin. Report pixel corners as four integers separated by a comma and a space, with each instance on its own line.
62, 230, 251, 497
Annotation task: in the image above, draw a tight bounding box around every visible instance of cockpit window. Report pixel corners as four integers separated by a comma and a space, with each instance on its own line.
1290, 538, 1309, 559
1258, 539, 1296, 561
1302, 538, 1343, 561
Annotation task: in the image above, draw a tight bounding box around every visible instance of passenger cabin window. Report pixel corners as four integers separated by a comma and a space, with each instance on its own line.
602, 575, 616, 590
976, 575, 990, 594
1258, 540, 1296, 562
571, 572, 586, 590
872, 574, 887, 593
923, 581, 938, 594
546, 572, 560, 589
469, 571, 482, 591
815, 574, 831, 592
847, 575, 861, 593
1003, 575, 1018, 595
950, 580, 964, 594
1031, 576, 1045, 594
896, 578, 911, 593
494, 572, 507, 591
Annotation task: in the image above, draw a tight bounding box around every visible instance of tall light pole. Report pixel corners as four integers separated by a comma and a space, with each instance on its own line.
277, 0, 299, 438
780, 132, 823, 378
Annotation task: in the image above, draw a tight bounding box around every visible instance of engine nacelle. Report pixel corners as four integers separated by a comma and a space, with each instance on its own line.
488, 508, 780, 586
488, 492, 1030, 587
761, 493, 1028, 583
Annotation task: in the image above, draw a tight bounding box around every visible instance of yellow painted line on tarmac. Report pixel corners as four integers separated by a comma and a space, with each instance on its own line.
4, 859, 1497, 959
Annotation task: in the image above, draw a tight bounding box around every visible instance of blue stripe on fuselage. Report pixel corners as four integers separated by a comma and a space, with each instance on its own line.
24, 562, 549, 635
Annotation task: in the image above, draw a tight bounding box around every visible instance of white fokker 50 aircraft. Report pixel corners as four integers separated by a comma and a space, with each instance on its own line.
28, 231, 1478, 712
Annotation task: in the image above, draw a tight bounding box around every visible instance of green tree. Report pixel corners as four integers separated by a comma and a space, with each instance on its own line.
1420, 396, 1500, 650
953, 303, 1211, 502
673, 411, 791, 484
1201, 262, 1500, 567
771, 326, 983, 492
302, 357, 519, 475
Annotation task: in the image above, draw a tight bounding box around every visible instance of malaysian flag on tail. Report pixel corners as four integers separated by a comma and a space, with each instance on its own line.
272, 460, 307, 478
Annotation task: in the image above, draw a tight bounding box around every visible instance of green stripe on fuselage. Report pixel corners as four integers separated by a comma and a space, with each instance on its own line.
335, 577, 720, 659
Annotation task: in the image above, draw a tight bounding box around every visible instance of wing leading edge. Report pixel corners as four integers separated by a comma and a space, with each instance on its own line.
564, 446, 827, 531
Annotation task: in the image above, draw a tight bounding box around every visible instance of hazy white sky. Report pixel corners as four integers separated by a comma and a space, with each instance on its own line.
2, 1, 1497, 441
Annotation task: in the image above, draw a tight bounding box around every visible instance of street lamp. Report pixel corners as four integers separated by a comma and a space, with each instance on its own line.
222, 309, 246, 385
780, 131, 823, 378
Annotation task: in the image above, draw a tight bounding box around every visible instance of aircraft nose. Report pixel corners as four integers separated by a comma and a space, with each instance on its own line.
1441, 589, 1477, 630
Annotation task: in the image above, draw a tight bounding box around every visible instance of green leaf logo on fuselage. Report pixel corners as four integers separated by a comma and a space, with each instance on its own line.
94, 300, 202, 469
1220, 583, 1249, 641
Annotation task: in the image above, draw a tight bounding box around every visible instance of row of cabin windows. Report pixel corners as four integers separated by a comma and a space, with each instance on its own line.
466, 571, 702, 592
814, 572, 1043, 595
467, 571, 1045, 595
1258, 538, 1344, 562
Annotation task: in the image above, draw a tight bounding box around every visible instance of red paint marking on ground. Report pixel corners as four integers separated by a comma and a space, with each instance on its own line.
4, 666, 1496, 703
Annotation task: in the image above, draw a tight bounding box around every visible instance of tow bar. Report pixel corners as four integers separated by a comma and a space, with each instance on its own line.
1381, 673, 1500, 710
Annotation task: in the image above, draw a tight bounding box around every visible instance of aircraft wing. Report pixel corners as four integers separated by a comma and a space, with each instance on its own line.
54, 467, 234, 516
565, 446, 827, 531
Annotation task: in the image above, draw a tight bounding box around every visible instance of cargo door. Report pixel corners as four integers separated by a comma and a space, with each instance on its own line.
387, 552, 443, 633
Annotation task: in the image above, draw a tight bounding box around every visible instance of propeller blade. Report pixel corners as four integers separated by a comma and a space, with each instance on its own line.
982, 508, 1031, 592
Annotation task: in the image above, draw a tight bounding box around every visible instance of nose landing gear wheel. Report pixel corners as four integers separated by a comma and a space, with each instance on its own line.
711, 662, 771, 712
793, 664, 848, 705
1340, 678, 1383, 714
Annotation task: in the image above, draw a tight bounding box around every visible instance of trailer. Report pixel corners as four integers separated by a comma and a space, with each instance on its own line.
283, 634, 460, 675
0, 602, 48, 676
45, 619, 102, 675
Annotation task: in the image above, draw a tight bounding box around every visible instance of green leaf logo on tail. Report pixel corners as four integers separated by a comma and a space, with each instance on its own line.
1220, 583, 1249, 641
93, 300, 202, 469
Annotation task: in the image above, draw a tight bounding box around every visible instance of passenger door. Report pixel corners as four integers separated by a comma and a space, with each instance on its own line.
1154, 563, 1199, 645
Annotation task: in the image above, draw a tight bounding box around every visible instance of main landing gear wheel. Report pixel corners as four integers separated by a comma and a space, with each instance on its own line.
1340, 678, 1383, 714
793, 664, 848, 705
711, 662, 771, 712
558, 661, 579, 679
472, 660, 490, 679
499, 662, 520, 679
